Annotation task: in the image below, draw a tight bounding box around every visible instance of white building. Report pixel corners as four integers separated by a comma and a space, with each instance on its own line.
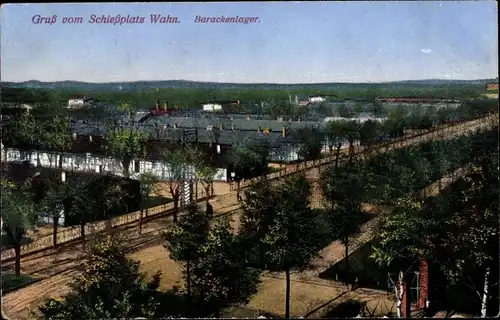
67, 97, 93, 109
323, 116, 386, 123
3, 148, 228, 182
202, 103, 223, 112
309, 96, 327, 103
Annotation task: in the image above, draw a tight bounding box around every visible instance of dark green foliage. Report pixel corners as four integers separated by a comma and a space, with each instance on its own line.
1, 179, 37, 276
240, 173, 321, 318
39, 234, 166, 319
190, 222, 261, 314
164, 203, 210, 301
359, 120, 380, 146
321, 164, 365, 273
105, 126, 149, 178
297, 127, 324, 160
321, 127, 498, 205
371, 145, 499, 316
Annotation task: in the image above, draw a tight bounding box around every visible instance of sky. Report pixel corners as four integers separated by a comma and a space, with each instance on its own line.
1, 2, 498, 83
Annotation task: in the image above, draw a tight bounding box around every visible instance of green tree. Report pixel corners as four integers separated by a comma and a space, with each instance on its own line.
320, 165, 364, 272
342, 121, 360, 165
240, 179, 280, 268
40, 174, 71, 248
117, 101, 135, 121
325, 121, 343, 156
190, 149, 218, 205
39, 234, 163, 319
163, 149, 190, 223
190, 222, 261, 317
359, 120, 380, 147
138, 172, 158, 234
370, 198, 439, 317
228, 145, 261, 200
105, 126, 148, 178
4, 112, 38, 162
40, 116, 73, 168
242, 174, 320, 319
297, 127, 324, 161
1, 179, 37, 276
164, 203, 210, 314
438, 162, 499, 317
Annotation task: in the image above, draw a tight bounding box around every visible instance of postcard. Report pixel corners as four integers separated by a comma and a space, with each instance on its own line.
1, 2, 498, 320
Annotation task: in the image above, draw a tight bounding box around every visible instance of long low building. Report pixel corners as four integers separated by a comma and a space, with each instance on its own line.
376, 97, 462, 109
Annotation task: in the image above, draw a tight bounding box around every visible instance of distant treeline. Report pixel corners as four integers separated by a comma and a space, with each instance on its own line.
0, 84, 487, 111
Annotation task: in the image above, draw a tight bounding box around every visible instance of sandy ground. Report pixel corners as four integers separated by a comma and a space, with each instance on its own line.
1, 117, 494, 320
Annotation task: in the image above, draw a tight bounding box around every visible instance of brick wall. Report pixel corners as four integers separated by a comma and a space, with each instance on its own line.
418, 257, 430, 309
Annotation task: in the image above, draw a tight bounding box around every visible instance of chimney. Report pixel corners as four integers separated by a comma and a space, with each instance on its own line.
418, 257, 430, 310
282, 126, 286, 137
173, 123, 177, 129
163, 101, 168, 110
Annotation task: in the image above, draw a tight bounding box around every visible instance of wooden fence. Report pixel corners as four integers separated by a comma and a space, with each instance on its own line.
1, 114, 496, 262
1, 201, 176, 262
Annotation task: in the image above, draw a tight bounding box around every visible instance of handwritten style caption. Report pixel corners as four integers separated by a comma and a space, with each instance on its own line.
31, 14, 261, 26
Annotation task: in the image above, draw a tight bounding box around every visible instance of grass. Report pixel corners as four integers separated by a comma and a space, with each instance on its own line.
1, 272, 38, 294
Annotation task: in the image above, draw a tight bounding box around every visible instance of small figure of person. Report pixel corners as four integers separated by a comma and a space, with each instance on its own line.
206, 201, 213, 219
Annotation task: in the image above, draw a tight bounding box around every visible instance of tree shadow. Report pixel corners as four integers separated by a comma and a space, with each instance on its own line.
1, 233, 35, 249
318, 240, 390, 291
147, 196, 173, 207
321, 299, 364, 318
0, 271, 38, 294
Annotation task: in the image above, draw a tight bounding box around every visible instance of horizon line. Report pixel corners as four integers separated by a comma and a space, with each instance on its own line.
2, 77, 499, 86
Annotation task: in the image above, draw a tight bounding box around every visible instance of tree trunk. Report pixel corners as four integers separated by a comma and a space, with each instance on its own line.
348, 142, 354, 166
139, 208, 144, 235
173, 196, 179, 223
396, 270, 403, 318
58, 153, 63, 169
236, 181, 241, 201
80, 221, 86, 248
344, 237, 349, 273
285, 267, 291, 319
481, 265, 490, 318
205, 186, 211, 205
186, 259, 191, 315
122, 157, 131, 178
335, 145, 341, 169
52, 216, 59, 248
14, 243, 21, 277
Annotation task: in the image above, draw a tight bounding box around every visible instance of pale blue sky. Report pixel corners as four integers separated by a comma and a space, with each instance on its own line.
1, 2, 498, 83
